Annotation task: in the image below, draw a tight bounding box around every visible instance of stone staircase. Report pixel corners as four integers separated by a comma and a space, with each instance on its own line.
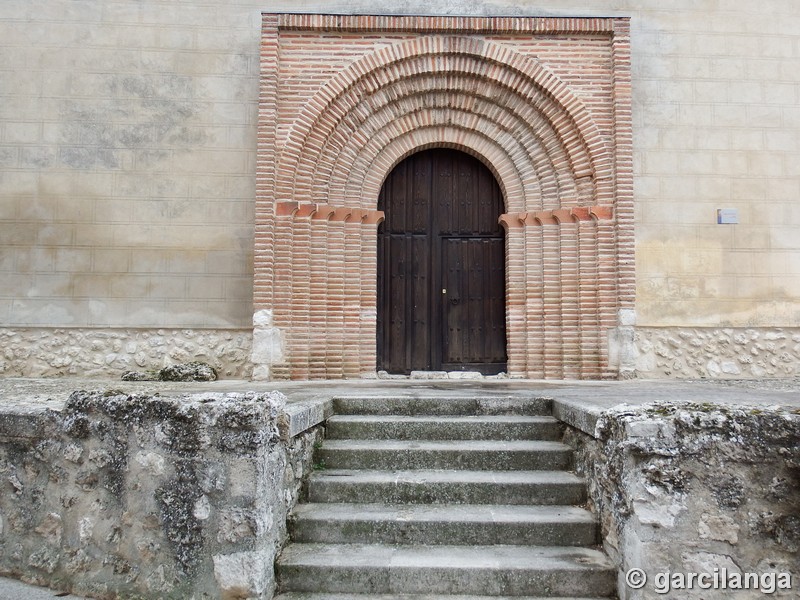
274, 395, 617, 599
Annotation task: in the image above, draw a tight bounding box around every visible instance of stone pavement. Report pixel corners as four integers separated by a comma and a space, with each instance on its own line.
0, 376, 798, 599
2, 375, 799, 411
0, 576, 83, 599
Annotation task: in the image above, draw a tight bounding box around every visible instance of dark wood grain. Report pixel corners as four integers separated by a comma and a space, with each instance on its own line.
377, 149, 507, 374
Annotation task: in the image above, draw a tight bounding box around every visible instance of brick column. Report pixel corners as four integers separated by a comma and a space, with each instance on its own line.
342, 212, 364, 378
555, 209, 581, 379
522, 215, 545, 378
254, 15, 279, 311
501, 216, 526, 377
359, 212, 384, 376
308, 207, 334, 379
325, 208, 349, 379
577, 215, 602, 378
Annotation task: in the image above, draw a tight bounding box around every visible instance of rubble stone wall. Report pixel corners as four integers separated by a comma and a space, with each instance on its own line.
5, 325, 800, 381
630, 326, 800, 379
564, 402, 800, 599
0, 390, 322, 599
0, 328, 253, 379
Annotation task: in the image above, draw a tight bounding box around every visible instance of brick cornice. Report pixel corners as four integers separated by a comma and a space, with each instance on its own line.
274, 13, 627, 35
499, 206, 614, 228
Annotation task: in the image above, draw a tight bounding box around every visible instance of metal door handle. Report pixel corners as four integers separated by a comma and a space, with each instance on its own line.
449, 298, 459, 305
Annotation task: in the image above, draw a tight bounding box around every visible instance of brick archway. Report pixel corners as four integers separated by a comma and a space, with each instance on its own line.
255, 14, 633, 380
275, 34, 615, 213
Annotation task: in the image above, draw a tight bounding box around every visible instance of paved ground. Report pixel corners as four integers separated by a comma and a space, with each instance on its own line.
0, 576, 82, 599
0, 375, 798, 599
2, 375, 799, 410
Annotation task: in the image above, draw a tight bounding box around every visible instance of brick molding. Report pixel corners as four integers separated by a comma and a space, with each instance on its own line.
255, 13, 633, 379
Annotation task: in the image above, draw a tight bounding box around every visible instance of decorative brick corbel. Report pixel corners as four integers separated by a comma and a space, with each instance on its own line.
570, 207, 592, 221
552, 208, 575, 224
331, 207, 353, 222
311, 204, 336, 221
295, 203, 317, 219
362, 210, 385, 226
498, 213, 524, 230
275, 201, 299, 217
590, 205, 614, 221
533, 211, 558, 226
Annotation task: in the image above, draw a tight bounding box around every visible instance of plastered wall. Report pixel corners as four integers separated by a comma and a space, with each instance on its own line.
0, 0, 261, 329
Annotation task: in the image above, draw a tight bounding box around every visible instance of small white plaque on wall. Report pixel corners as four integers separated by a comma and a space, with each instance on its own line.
717, 208, 739, 224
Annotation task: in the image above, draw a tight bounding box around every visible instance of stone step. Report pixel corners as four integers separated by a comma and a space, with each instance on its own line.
325, 415, 562, 441
308, 469, 586, 505
332, 396, 552, 417
317, 440, 572, 471
277, 543, 617, 597
289, 503, 597, 546
275, 594, 608, 600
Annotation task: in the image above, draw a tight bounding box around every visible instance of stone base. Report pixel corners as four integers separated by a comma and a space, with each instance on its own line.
630, 326, 800, 379
0, 327, 253, 379
563, 400, 800, 600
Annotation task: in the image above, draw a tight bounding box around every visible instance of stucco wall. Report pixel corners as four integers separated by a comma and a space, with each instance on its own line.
0, 0, 261, 329
1, 0, 799, 349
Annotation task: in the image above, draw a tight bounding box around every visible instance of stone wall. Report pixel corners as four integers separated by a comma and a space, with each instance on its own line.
0, 328, 253, 379
564, 402, 800, 599
0, 390, 322, 599
629, 326, 800, 379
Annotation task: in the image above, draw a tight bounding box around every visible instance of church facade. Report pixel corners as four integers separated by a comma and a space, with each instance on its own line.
1, 1, 798, 380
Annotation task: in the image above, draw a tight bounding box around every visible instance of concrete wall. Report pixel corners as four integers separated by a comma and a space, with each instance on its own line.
1, 0, 799, 375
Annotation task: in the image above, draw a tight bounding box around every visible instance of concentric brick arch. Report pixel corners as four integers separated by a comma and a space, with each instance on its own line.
312, 78, 580, 211
348, 127, 529, 213
274, 35, 614, 212
256, 15, 633, 381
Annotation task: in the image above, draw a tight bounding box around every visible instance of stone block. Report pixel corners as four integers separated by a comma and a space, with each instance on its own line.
698, 513, 739, 544
447, 371, 483, 380
409, 370, 447, 379
212, 549, 271, 600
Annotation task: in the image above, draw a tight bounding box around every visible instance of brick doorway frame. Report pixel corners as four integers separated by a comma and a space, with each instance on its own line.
253, 14, 633, 380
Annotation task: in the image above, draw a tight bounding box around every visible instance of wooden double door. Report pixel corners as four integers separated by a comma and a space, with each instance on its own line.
377, 149, 507, 375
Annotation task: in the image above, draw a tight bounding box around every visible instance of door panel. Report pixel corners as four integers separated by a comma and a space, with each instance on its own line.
441, 237, 507, 372
378, 234, 432, 373
377, 149, 506, 374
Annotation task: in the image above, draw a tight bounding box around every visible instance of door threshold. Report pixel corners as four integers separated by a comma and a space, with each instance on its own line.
376, 370, 509, 380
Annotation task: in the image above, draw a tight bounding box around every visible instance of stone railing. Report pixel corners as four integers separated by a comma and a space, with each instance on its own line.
557, 399, 800, 599
0, 390, 329, 599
